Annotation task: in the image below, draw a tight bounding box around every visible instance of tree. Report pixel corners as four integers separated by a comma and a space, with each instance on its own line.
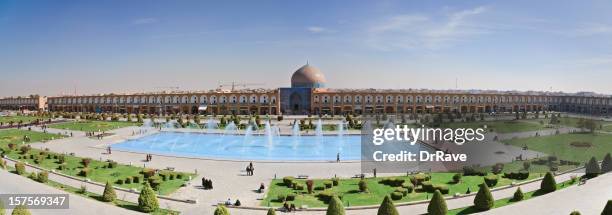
540, 172, 557, 193
10, 205, 30, 215
585, 156, 601, 178
326, 195, 345, 215
427, 190, 447, 215
473, 183, 494, 211
214, 205, 230, 215
266, 208, 276, 215
601, 153, 612, 173
377, 195, 399, 215
602, 200, 612, 215
137, 182, 159, 212
0, 199, 4, 215
102, 181, 117, 202
512, 187, 524, 201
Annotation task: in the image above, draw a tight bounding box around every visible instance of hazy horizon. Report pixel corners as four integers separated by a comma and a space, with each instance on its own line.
2, 0, 612, 97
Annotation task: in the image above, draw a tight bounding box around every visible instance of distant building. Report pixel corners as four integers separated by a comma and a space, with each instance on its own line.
3, 64, 612, 115
0, 95, 47, 112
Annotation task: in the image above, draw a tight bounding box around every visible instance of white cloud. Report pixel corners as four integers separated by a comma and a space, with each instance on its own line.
307, 26, 326, 33
132, 18, 158, 25
366, 6, 490, 50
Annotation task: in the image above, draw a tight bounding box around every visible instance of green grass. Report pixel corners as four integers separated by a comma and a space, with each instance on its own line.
2, 165, 179, 214
440, 120, 545, 133
602, 124, 612, 132
0, 129, 64, 145
0, 129, 193, 195
448, 177, 578, 215
49, 120, 140, 132
262, 173, 537, 208
504, 133, 612, 162
0, 115, 49, 124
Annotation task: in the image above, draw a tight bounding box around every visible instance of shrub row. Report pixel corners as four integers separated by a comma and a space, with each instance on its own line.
503, 171, 529, 180
380, 177, 405, 187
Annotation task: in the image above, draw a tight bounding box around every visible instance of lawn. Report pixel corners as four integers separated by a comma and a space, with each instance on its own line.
448, 177, 578, 215
504, 133, 612, 162
440, 120, 545, 133
0, 129, 193, 195
0, 129, 64, 145
261, 173, 536, 208
49, 120, 141, 132
602, 124, 612, 132
0, 115, 49, 124
2, 164, 180, 214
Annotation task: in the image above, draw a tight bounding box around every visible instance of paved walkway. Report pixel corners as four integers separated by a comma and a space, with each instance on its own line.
480, 173, 612, 215
0, 169, 142, 215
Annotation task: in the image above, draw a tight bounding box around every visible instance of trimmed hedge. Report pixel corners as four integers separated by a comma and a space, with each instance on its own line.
318, 190, 335, 203
283, 176, 295, 187
390, 191, 403, 200
286, 193, 296, 201
380, 177, 405, 187
324, 180, 333, 189
484, 175, 498, 187
15, 162, 26, 175
421, 181, 434, 192
503, 170, 530, 180
358, 179, 368, 192
37, 171, 49, 183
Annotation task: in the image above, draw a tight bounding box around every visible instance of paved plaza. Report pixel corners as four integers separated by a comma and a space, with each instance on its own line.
0, 119, 600, 215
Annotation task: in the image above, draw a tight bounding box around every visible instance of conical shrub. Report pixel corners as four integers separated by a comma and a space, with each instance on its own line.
266, 208, 276, 215
473, 183, 494, 211
214, 205, 230, 215
586, 156, 601, 178
326, 195, 345, 215
102, 181, 116, 202
377, 195, 399, 215
513, 187, 524, 201
427, 190, 448, 215
540, 172, 557, 193
602, 200, 612, 215
10, 205, 30, 215
137, 182, 159, 212
601, 153, 612, 173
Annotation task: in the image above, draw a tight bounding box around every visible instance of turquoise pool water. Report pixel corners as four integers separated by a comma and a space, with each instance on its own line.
112, 132, 363, 161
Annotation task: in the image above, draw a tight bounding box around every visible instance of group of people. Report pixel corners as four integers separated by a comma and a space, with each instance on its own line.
257, 182, 265, 193
132, 129, 148, 136
145, 154, 153, 162
22, 135, 31, 142
245, 162, 254, 176
283, 202, 297, 212
224, 198, 241, 206
201, 177, 213, 189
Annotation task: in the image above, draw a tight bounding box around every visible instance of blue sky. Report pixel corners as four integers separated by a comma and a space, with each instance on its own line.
1, 0, 612, 97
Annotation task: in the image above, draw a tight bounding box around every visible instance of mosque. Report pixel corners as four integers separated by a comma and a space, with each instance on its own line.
2, 64, 612, 116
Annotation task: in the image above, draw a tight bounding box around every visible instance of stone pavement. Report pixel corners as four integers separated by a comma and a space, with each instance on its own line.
479, 173, 612, 215
0, 169, 142, 215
